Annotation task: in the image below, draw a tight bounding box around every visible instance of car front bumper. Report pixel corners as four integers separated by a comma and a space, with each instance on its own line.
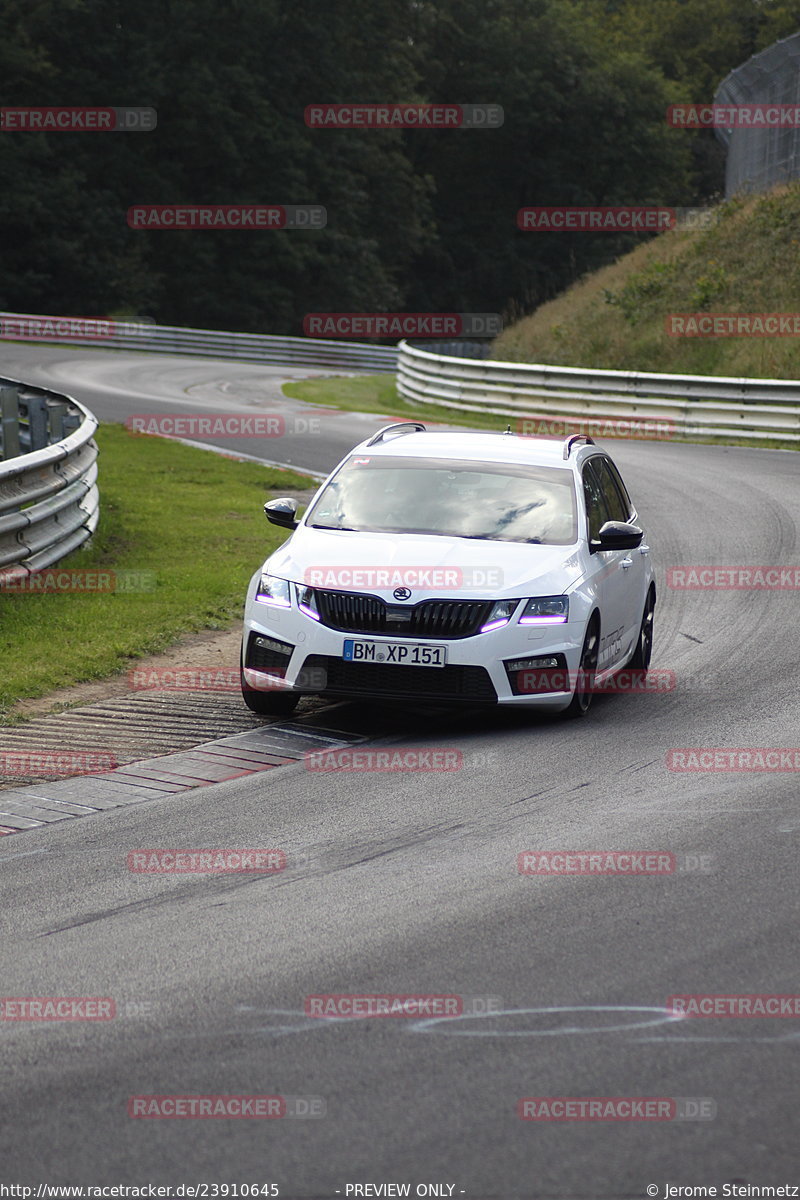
242, 592, 587, 710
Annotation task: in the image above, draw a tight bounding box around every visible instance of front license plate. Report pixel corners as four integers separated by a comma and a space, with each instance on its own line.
342, 639, 447, 667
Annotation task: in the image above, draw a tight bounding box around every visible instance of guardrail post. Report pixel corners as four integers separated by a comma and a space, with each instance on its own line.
48, 401, 68, 443
24, 395, 49, 451
0, 386, 21, 460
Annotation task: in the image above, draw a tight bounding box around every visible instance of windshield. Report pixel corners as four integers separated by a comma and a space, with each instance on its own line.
305, 455, 577, 545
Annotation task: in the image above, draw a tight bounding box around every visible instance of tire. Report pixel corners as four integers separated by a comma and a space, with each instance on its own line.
241, 682, 299, 716
240, 641, 300, 716
629, 588, 655, 671
566, 616, 600, 718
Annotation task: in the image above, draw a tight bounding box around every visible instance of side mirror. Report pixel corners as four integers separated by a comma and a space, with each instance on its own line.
592, 520, 643, 552
264, 497, 299, 529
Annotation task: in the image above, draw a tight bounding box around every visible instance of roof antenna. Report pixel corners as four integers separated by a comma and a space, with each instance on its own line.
503, 424, 512, 435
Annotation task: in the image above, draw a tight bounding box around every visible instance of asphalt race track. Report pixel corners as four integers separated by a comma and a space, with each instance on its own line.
0, 343, 400, 476
1, 345, 799, 1197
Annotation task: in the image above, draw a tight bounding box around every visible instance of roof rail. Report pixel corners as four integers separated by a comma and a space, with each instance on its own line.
563, 433, 595, 459
365, 421, 427, 447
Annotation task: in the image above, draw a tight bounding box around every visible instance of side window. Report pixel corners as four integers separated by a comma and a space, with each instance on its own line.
582, 463, 608, 541
593, 457, 629, 523
603, 458, 634, 520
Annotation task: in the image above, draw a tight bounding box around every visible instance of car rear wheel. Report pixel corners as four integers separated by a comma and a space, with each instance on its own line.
566, 617, 599, 718
629, 588, 655, 671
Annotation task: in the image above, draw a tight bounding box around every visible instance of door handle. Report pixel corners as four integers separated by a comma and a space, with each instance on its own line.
639, 544, 650, 555
620, 557, 633, 569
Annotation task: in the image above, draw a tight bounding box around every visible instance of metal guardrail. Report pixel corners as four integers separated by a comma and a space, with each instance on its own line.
0, 312, 399, 373
0, 377, 99, 582
397, 341, 800, 442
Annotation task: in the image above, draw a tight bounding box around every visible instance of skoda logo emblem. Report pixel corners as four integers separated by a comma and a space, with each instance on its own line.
393, 586, 412, 601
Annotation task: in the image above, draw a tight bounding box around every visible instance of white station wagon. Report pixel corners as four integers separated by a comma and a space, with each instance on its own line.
241, 424, 655, 717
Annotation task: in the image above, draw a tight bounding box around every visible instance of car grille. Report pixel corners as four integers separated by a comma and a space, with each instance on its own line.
301, 655, 497, 703
314, 590, 493, 639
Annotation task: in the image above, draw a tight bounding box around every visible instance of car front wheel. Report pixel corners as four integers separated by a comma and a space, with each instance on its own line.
241, 677, 300, 717
566, 616, 599, 718
240, 642, 300, 717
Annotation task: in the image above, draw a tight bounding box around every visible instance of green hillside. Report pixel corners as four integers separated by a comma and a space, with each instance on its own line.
494, 186, 800, 380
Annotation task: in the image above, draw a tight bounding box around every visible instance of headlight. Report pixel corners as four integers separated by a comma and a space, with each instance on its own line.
519, 596, 569, 624
255, 573, 292, 607
295, 584, 320, 621
480, 599, 519, 633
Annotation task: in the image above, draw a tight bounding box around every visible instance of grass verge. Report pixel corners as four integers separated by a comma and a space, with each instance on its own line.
0, 426, 313, 720
493, 185, 800, 380
284, 375, 539, 432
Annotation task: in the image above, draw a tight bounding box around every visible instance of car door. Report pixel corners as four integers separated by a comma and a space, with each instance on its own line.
581, 458, 636, 671
591, 455, 648, 663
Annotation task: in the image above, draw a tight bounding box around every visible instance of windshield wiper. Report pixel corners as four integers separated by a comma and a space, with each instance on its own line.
310, 523, 359, 531
456, 533, 544, 543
